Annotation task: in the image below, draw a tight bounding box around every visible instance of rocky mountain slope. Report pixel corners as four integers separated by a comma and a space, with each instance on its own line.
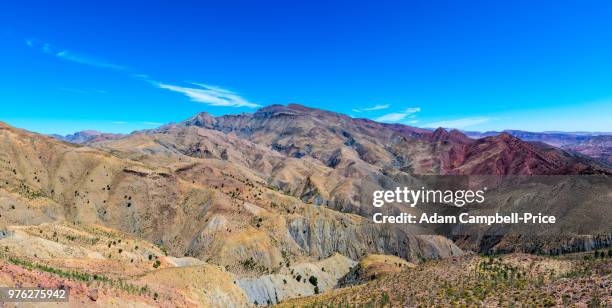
0, 120, 461, 306
466, 130, 612, 166
87, 105, 610, 251
93, 105, 608, 217
562, 135, 612, 166
0, 104, 609, 306
177, 105, 609, 176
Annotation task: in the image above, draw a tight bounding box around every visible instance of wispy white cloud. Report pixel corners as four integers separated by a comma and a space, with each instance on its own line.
25, 38, 262, 108
375, 113, 409, 122
112, 121, 128, 125
352, 104, 390, 113
375, 107, 421, 122
55, 50, 126, 70
424, 117, 490, 129
155, 82, 261, 108
26, 39, 126, 71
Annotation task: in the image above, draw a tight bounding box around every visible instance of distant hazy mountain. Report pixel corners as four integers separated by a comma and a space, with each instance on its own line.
561, 135, 612, 166
52, 130, 125, 144
464, 129, 612, 165
465, 129, 608, 146
465, 129, 610, 146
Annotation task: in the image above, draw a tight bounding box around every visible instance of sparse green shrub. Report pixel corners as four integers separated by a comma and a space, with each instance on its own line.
308, 275, 318, 286
380, 292, 390, 306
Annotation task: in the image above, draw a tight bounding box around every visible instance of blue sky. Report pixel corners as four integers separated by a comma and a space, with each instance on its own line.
1, 0, 611, 135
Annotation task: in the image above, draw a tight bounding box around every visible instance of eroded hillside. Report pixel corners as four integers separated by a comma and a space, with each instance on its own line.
0, 104, 609, 306
90, 105, 611, 253
0, 120, 462, 306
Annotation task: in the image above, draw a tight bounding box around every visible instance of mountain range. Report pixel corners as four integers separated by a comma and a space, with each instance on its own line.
0, 104, 610, 306
54, 113, 612, 167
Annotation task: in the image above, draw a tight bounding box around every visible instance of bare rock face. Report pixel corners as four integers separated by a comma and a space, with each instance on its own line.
237, 253, 356, 305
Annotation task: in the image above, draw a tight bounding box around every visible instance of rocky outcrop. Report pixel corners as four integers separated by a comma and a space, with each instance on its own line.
237, 253, 356, 305
338, 254, 415, 286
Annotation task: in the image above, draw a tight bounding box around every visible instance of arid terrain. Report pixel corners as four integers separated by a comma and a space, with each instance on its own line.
0, 104, 610, 307
278, 252, 612, 307
466, 130, 612, 167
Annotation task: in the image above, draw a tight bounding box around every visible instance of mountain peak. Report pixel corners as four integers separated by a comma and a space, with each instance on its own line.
184, 112, 216, 127
256, 103, 318, 113
497, 132, 519, 141
253, 104, 348, 120
431, 127, 449, 141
